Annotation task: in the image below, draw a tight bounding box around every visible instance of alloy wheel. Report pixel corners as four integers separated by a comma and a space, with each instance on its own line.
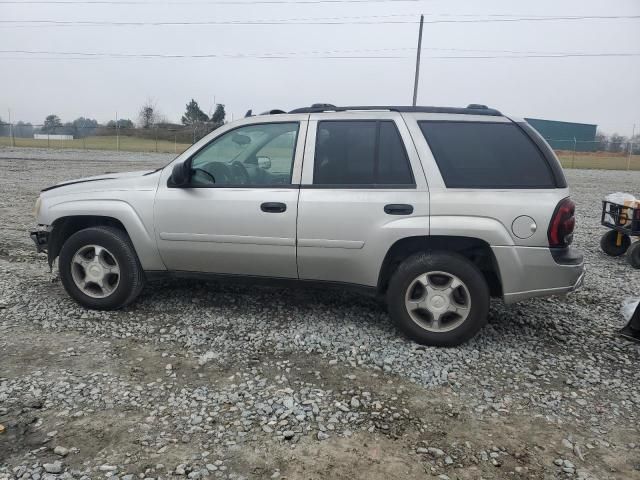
70, 244, 121, 298
404, 271, 471, 332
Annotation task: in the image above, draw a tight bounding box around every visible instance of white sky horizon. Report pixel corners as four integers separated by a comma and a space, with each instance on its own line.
1, 0, 639, 136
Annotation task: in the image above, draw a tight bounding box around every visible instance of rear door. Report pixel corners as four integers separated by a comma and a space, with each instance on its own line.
296, 112, 429, 287
410, 115, 568, 247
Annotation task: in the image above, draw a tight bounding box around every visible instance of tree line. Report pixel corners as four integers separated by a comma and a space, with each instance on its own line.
0, 98, 226, 142
595, 131, 640, 154
2, 104, 637, 155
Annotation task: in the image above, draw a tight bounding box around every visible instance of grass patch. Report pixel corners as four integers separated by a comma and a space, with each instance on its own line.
557, 153, 640, 171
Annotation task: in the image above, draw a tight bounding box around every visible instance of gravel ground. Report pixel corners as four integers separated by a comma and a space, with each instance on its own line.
1, 147, 639, 480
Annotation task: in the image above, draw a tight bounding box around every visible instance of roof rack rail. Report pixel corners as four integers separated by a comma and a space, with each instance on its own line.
288, 104, 502, 116
260, 109, 287, 115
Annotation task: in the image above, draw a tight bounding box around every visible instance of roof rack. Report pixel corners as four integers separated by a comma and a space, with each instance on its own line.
288, 103, 502, 116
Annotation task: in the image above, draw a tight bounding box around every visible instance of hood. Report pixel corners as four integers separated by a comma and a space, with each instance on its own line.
41, 169, 158, 193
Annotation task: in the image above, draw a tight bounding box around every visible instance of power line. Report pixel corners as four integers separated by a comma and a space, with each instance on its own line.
1, 15, 639, 27
1, 13, 419, 24
0, 0, 420, 4
423, 52, 640, 59
2, 48, 639, 60
0, 45, 624, 56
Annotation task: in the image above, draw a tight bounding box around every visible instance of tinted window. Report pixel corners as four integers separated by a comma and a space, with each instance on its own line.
314, 121, 413, 186
378, 121, 414, 184
190, 122, 298, 186
419, 121, 555, 188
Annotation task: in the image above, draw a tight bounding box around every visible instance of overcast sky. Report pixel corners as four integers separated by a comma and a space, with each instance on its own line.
1, 0, 639, 135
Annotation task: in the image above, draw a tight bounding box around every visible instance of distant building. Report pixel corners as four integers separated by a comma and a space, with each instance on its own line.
524, 118, 597, 152
34, 134, 74, 140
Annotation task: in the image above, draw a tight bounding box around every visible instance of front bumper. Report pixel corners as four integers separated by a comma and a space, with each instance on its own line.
493, 245, 586, 304
30, 228, 50, 253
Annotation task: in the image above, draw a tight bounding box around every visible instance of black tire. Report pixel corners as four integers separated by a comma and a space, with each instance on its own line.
600, 230, 631, 257
627, 241, 640, 269
386, 251, 489, 347
58, 226, 145, 310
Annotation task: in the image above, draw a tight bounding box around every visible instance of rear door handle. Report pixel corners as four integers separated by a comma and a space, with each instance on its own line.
261, 202, 287, 213
384, 204, 413, 215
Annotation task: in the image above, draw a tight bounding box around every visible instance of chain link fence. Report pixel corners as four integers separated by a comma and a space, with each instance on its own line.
0, 122, 638, 170
549, 138, 638, 171
0, 122, 221, 154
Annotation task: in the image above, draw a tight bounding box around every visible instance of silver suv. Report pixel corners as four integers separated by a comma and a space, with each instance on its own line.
31, 104, 585, 346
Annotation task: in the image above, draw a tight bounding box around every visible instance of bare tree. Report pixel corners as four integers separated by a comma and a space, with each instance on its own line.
630, 134, 640, 155
138, 98, 158, 128
155, 113, 169, 124
609, 133, 627, 153
595, 130, 608, 152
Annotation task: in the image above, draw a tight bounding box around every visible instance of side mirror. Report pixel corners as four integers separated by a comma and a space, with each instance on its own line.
169, 161, 191, 187
257, 156, 271, 170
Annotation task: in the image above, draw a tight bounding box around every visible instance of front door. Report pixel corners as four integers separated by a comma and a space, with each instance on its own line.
154, 116, 307, 278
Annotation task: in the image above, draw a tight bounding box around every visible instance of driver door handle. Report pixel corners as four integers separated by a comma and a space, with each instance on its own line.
261, 202, 287, 213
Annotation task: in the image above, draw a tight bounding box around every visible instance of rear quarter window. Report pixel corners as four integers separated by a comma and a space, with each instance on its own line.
418, 121, 557, 189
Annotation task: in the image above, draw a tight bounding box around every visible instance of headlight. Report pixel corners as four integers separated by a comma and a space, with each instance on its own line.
33, 196, 42, 218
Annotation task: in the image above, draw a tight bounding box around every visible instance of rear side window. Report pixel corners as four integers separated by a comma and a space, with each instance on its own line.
314, 120, 414, 186
378, 121, 414, 184
418, 121, 556, 188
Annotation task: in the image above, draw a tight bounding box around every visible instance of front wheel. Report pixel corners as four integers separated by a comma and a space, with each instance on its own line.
59, 226, 145, 310
387, 252, 489, 347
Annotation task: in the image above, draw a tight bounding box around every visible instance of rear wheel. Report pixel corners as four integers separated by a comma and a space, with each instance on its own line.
387, 252, 489, 347
600, 230, 631, 257
59, 226, 145, 310
627, 241, 640, 269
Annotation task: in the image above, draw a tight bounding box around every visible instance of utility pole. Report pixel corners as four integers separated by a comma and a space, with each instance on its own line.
8, 108, 15, 147
412, 14, 424, 107
628, 123, 636, 171
116, 111, 120, 152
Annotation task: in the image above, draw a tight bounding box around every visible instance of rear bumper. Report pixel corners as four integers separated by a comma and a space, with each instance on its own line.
493, 245, 585, 304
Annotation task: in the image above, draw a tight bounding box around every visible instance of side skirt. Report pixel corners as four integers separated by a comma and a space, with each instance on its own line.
144, 270, 380, 297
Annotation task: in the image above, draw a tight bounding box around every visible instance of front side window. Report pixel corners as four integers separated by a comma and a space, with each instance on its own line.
190, 122, 299, 186
313, 120, 414, 186
418, 121, 555, 188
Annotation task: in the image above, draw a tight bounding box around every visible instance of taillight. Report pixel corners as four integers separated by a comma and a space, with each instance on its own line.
548, 198, 576, 247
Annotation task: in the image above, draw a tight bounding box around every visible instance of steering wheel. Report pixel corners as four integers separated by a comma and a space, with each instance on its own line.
200, 162, 233, 184
191, 167, 216, 184
230, 161, 251, 185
